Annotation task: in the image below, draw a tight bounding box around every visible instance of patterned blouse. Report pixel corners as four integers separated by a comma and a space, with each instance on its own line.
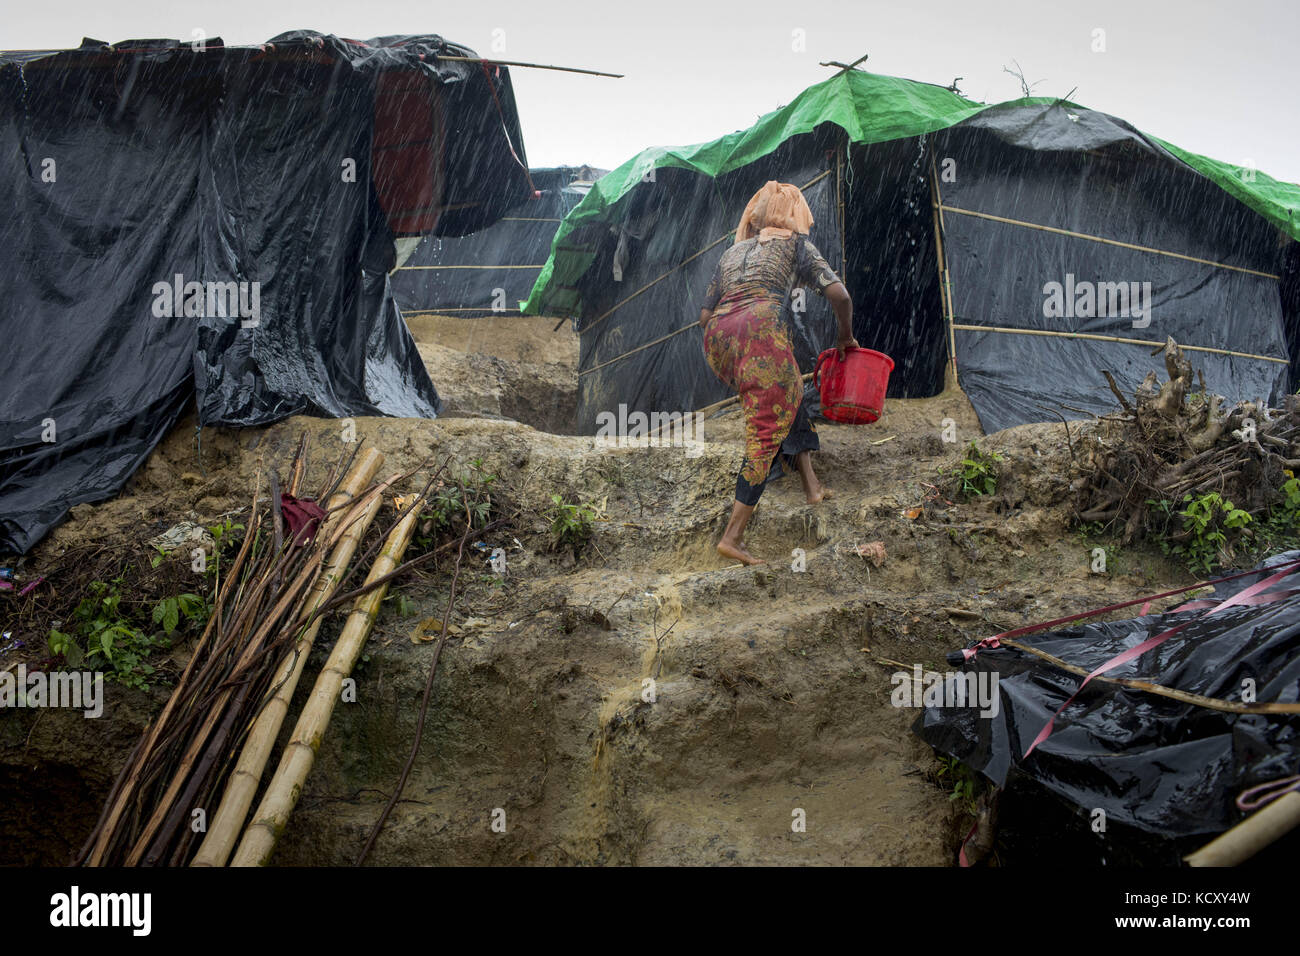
701, 235, 840, 315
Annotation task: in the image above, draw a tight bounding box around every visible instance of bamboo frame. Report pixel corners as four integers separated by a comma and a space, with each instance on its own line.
936, 204, 1281, 280
647, 372, 816, 438
950, 323, 1289, 365
580, 321, 699, 376
579, 169, 835, 341
190, 449, 386, 867
837, 139, 847, 277
231, 495, 426, 866
398, 264, 544, 270
402, 308, 522, 315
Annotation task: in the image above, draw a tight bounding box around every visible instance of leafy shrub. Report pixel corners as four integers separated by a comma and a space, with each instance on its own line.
547, 494, 596, 556
48, 579, 204, 689
1161, 491, 1252, 575
950, 442, 1003, 499
417, 459, 497, 547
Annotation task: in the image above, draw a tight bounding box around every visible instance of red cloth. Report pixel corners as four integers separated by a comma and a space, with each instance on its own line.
280, 495, 327, 546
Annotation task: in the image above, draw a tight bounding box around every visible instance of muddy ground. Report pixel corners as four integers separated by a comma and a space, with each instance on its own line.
0, 314, 1193, 866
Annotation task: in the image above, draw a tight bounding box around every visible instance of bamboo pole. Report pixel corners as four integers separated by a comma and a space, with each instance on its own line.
999, 636, 1300, 715
231, 494, 425, 866
124, 550, 325, 865
434, 55, 622, 78
645, 373, 816, 440
1184, 792, 1300, 866
837, 139, 847, 277
190, 449, 386, 867
579, 169, 835, 342
936, 204, 1280, 280
949, 323, 1289, 364
928, 149, 958, 389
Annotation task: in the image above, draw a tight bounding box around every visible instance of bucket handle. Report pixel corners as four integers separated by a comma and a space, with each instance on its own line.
813, 347, 839, 389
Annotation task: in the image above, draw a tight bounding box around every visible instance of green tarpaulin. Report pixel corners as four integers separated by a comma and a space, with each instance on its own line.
522, 68, 1300, 319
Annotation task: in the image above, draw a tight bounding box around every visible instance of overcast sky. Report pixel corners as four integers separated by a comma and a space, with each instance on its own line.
7, 0, 1299, 184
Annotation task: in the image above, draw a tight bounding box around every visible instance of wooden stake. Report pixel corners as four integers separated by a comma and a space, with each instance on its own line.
928, 148, 958, 387
231, 494, 426, 866
190, 449, 386, 867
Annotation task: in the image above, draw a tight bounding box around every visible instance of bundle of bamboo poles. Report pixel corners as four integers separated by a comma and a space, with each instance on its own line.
77, 438, 395, 866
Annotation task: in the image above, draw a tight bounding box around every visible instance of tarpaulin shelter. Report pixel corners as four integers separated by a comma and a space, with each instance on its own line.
392, 166, 602, 317
521, 69, 1300, 436
915, 551, 1300, 865
0, 32, 535, 553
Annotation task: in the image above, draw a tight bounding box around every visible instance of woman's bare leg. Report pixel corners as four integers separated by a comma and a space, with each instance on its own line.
717, 500, 764, 565
793, 451, 832, 504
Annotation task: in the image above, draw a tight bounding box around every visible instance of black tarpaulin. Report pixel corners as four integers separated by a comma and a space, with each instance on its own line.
392, 167, 593, 317
0, 32, 534, 553
571, 136, 842, 434
527, 83, 1296, 440
915, 552, 1300, 852
936, 105, 1291, 435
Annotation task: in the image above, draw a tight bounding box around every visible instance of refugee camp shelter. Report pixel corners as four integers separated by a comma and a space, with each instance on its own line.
392, 165, 604, 317
0, 32, 536, 553
522, 69, 1300, 436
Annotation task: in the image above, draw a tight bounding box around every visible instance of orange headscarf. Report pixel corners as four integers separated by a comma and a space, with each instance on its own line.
734, 180, 815, 244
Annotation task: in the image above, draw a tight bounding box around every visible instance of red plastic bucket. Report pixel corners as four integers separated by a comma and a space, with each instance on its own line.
813, 347, 894, 424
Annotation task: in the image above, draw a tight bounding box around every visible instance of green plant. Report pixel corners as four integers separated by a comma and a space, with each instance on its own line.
205, 517, 246, 582
416, 460, 498, 548
47, 579, 176, 689
949, 442, 1003, 499
936, 755, 981, 817
1281, 477, 1300, 514
1245, 477, 1300, 559
389, 592, 418, 618
151, 592, 207, 635
547, 493, 596, 556
1075, 520, 1106, 540
1161, 491, 1252, 575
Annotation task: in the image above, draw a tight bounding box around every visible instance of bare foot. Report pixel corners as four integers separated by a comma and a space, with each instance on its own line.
717, 540, 765, 565
807, 485, 834, 505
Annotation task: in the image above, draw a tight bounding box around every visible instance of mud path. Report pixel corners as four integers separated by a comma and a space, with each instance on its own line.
0, 314, 1191, 866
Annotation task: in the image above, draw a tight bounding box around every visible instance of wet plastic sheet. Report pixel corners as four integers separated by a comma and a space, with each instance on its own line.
915, 552, 1300, 841
936, 108, 1291, 435
0, 33, 533, 553
570, 155, 841, 433
392, 169, 591, 317
522, 69, 1298, 439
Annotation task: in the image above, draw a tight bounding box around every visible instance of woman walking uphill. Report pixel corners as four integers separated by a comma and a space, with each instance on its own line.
699, 180, 858, 566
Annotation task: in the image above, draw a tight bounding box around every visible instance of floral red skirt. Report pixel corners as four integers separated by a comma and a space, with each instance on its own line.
703, 297, 817, 504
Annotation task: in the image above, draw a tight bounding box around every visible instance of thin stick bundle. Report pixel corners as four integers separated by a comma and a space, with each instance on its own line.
79, 441, 506, 866
76, 440, 387, 866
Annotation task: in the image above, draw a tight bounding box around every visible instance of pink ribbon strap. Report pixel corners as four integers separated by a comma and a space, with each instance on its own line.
1023, 560, 1300, 757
